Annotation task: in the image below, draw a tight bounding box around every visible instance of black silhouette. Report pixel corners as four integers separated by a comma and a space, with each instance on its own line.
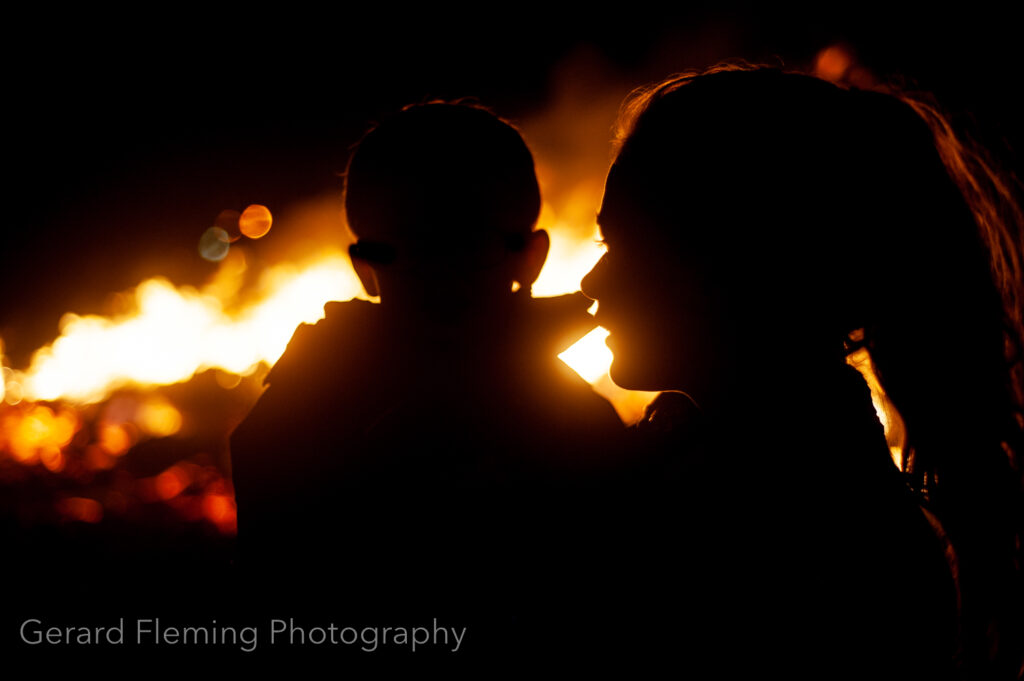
229, 103, 633, 655
582, 66, 1024, 678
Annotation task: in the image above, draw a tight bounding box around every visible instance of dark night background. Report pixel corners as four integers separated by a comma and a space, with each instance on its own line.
2, 4, 1023, 363
1, 3, 1023, 669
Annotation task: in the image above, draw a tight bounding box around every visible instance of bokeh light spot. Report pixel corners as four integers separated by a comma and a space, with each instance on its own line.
136, 397, 182, 437
239, 204, 273, 239
4, 380, 23, 405
155, 464, 191, 500
815, 45, 852, 82
59, 497, 103, 523
215, 209, 243, 239
202, 493, 237, 534
6, 405, 80, 463
85, 445, 116, 471
40, 445, 65, 473
99, 423, 133, 456
199, 227, 231, 262
203, 494, 230, 523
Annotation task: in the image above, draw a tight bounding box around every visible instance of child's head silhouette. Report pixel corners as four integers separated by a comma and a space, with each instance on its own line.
345, 102, 549, 308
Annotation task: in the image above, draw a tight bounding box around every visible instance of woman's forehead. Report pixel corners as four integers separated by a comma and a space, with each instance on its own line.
597, 159, 644, 228
598, 157, 691, 238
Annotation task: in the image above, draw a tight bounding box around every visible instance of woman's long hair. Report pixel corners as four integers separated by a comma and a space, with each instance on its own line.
614, 64, 1024, 677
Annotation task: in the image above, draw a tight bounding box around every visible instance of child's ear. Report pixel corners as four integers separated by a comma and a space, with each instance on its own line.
349, 244, 381, 298
517, 229, 550, 290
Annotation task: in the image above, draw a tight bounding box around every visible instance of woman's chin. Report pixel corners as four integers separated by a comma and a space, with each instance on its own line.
607, 356, 665, 393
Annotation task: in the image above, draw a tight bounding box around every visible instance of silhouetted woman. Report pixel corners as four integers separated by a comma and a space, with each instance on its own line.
582, 66, 1023, 678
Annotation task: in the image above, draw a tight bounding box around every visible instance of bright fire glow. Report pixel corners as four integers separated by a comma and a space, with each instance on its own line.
0, 237, 647, 510
0, 155, 654, 544
533, 223, 606, 298
0, 83, 661, 544
2, 234, 640, 417
534, 208, 656, 424
559, 327, 613, 384
12, 251, 364, 404
559, 327, 659, 425
847, 345, 905, 469
1, 178, 652, 481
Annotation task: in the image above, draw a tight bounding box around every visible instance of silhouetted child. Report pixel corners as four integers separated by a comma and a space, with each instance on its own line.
229, 103, 632, 655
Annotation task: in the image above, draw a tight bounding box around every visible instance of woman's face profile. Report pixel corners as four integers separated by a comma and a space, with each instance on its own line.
582, 158, 724, 398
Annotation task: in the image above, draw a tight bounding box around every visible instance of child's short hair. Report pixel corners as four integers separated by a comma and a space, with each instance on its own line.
344, 102, 541, 264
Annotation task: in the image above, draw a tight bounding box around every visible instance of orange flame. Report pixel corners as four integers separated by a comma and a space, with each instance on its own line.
8, 251, 365, 405
1, 235, 648, 423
